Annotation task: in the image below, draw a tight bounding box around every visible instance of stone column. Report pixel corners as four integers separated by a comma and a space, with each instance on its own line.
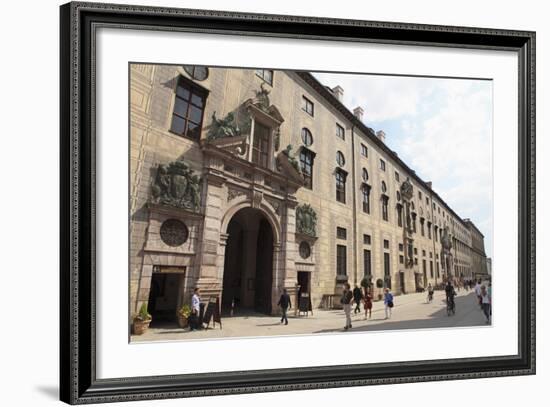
195, 168, 225, 301
279, 199, 298, 313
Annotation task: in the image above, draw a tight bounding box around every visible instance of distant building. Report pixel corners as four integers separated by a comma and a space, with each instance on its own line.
129, 64, 489, 320
464, 219, 489, 281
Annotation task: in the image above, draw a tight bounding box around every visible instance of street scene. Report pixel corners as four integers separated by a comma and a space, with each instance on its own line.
131, 285, 491, 342
129, 65, 492, 342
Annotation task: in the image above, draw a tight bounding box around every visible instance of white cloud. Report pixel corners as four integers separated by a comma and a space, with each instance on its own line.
314, 72, 493, 256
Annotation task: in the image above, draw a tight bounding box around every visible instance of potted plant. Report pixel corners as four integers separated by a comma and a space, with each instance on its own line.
376, 278, 384, 301
132, 303, 152, 335
177, 304, 192, 328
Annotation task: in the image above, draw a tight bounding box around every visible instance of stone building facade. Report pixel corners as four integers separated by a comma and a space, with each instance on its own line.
129, 64, 488, 321
465, 219, 489, 280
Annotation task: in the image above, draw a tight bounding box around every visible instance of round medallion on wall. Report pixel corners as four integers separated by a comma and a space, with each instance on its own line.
183, 65, 209, 81
299, 241, 311, 259
336, 151, 345, 167
160, 219, 189, 247
301, 128, 313, 146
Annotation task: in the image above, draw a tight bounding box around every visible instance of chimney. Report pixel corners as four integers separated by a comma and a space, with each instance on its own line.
376, 130, 386, 142
353, 106, 364, 122
332, 85, 344, 102
426, 181, 433, 189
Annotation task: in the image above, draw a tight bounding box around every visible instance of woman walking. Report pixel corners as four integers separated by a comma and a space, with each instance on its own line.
363, 289, 373, 320
383, 288, 394, 320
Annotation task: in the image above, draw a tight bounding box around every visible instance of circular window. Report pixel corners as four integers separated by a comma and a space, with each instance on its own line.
336, 151, 345, 167
299, 241, 311, 259
183, 65, 209, 81
362, 168, 369, 182
301, 128, 313, 146
160, 219, 189, 247
396, 191, 401, 201
381, 181, 387, 193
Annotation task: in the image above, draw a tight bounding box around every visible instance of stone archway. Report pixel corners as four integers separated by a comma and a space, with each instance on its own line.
221, 207, 275, 314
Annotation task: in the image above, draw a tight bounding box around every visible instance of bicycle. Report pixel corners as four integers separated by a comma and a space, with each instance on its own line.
446, 296, 456, 316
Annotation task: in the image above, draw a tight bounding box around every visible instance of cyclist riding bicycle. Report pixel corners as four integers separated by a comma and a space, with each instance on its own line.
445, 280, 456, 314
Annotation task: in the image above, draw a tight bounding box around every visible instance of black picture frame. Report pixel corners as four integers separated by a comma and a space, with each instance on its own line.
60, 1, 536, 404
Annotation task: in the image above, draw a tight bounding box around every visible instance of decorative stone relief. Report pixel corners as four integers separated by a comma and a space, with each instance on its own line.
227, 187, 246, 202
151, 158, 201, 212
160, 219, 189, 247
400, 177, 414, 201
252, 190, 263, 209
266, 198, 282, 215
296, 204, 317, 237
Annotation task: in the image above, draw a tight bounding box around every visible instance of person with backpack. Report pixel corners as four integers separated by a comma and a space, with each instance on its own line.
341, 283, 354, 330
384, 288, 394, 319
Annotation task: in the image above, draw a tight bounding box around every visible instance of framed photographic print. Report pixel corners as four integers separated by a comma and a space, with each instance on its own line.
60, 1, 535, 404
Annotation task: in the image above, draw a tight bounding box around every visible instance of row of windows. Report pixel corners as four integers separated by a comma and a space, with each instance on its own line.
170, 72, 468, 242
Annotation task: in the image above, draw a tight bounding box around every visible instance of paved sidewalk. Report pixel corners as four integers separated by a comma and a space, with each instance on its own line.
131, 289, 489, 343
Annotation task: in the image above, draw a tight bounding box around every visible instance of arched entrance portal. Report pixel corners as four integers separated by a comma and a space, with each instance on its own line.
222, 208, 274, 315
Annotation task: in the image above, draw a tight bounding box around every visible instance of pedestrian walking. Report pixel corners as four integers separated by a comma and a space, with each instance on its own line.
383, 288, 394, 319
363, 289, 373, 320
189, 287, 201, 331
480, 285, 491, 323
427, 283, 434, 303
277, 288, 292, 325
353, 285, 363, 314
474, 280, 482, 308
341, 283, 354, 330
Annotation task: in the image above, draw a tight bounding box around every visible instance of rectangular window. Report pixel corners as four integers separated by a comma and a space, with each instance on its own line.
423, 259, 427, 277
363, 249, 372, 277
336, 123, 345, 140
384, 252, 391, 289
427, 222, 432, 239
302, 96, 314, 116
384, 239, 389, 249
429, 252, 433, 259
362, 186, 370, 214
430, 261, 434, 278
395, 171, 400, 182
422, 249, 426, 257
399, 255, 404, 264
426, 197, 429, 205
399, 243, 404, 252
436, 262, 440, 278
299, 148, 314, 189
397, 206, 403, 227
336, 245, 347, 276
361, 143, 368, 157
251, 122, 271, 168
414, 248, 418, 255
418, 191, 422, 200
382, 196, 389, 221
363, 234, 371, 245
337, 227, 347, 240
335, 169, 347, 204
415, 258, 418, 265
379, 159, 386, 171
255, 69, 273, 85
170, 77, 207, 140
420, 218, 425, 236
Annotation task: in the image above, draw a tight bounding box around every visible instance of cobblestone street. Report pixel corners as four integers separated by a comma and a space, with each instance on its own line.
132, 289, 490, 343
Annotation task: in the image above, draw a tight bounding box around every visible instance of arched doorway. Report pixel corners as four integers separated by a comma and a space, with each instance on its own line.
222, 207, 274, 315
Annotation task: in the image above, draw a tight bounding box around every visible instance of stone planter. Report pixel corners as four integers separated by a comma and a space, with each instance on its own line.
132, 319, 151, 335
177, 315, 189, 329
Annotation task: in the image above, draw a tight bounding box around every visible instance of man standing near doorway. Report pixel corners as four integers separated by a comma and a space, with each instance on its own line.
190, 287, 201, 331
278, 289, 292, 325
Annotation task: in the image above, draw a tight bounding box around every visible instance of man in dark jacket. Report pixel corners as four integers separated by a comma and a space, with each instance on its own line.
353, 285, 363, 314
278, 289, 292, 325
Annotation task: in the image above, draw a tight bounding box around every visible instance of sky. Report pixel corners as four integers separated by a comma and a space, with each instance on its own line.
313, 72, 493, 258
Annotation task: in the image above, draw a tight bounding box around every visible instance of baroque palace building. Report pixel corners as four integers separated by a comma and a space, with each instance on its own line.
129, 64, 488, 320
